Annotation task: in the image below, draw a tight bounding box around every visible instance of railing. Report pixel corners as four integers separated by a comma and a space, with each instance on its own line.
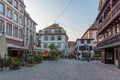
103, 13, 111, 27
40, 32, 66, 35
97, 32, 120, 47
98, 13, 111, 34
98, 1, 120, 35
112, 1, 120, 17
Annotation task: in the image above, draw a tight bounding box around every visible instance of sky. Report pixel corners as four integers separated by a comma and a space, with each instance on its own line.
24, 0, 99, 41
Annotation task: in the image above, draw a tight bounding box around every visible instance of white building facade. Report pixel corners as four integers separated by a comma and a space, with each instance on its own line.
24, 12, 37, 49
75, 39, 94, 59
40, 23, 68, 56
67, 41, 75, 55
0, 0, 26, 56
0, 0, 37, 56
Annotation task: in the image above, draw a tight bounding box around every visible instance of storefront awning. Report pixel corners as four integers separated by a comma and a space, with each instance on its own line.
33, 46, 48, 52
7, 44, 27, 49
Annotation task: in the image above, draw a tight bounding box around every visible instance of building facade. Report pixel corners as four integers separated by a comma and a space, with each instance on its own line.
97, 0, 120, 66
75, 39, 94, 59
0, 0, 26, 56
81, 21, 98, 47
40, 23, 68, 56
0, 0, 37, 57
67, 41, 75, 55
24, 11, 37, 49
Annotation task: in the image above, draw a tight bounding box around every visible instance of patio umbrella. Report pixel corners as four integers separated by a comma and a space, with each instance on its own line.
0, 33, 8, 58
28, 35, 34, 55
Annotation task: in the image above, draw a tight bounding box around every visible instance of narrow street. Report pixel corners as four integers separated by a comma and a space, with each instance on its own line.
0, 59, 120, 80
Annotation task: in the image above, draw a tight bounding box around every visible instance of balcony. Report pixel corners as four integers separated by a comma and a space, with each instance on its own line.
98, 13, 111, 34
97, 32, 120, 49
40, 31, 65, 35
112, 1, 120, 17
98, 1, 120, 35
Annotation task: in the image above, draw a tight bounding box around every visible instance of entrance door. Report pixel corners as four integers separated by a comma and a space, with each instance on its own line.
105, 48, 114, 64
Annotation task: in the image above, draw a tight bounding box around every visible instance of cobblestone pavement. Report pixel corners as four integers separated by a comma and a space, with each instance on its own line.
0, 59, 120, 80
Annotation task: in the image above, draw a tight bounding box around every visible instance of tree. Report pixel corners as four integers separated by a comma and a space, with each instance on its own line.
36, 40, 41, 47
49, 44, 57, 51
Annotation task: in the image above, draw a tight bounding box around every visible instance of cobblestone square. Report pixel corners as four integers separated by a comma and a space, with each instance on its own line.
0, 59, 120, 80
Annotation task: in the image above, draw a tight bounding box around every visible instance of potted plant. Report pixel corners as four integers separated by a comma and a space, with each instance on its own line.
34, 54, 43, 64
3, 56, 11, 67
10, 58, 21, 70
49, 51, 58, 61
26, 56, 34, 67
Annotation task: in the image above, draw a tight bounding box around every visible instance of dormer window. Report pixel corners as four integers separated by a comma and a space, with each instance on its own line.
44, 30, 48, 33
58, 29, 62, 33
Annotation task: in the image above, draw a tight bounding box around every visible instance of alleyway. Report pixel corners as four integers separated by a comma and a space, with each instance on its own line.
0, 59, 120, 80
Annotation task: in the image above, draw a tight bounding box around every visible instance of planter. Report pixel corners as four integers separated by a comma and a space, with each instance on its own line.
26, 64, 34, 67
9, 58, 21, 70
9, 65, 20, 70
34, 61, 38, 64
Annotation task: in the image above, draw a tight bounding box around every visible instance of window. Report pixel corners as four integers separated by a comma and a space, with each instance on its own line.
44, 36, 48, 41
19, 5, 23, 13
0, 2, 5, 15
81, 40, 84, 44
6, 23, 12, 36
108, 28, 112, 36
44, 30, 48, 33
7, 7, 12, 19
26, 18, 29, 26
30, 30, 32, 35
30, 21, 32, 28
79, 46, 86, 51
19, 16, 22, 25
87, 40, 91, 44
19, 29, 23, 39
14, 0, 18, 9
0, 20, 4, 33
26, 29, 28, 37
117, 24, 120, 33
33, 24, 35, 30
54, 30, 57, 33
28, 19, 30, 26
48, 29, 51, 33
50, 36, 55, 41
116, 49, 118, 60
106, 52, 113, 60
33, 32, 34, 39
20, 0, 23, 2
25, 17, 27, 26
105, 32, 108, 39
26, 39, 28, 46
58, 36, 62, 40
7, 0, 12, 4
13, 26, 18, 38
13, 13, 18, 23
58, 29, 62, 33
57, 43, 61, 48
89, 46, 93, 50
112, 26, 116, 35
44, 43, 47, 48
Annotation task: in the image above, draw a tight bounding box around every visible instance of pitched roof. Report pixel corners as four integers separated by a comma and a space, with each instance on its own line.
89, 21, 98, 30
81, 21, 98, 39
45, 23, 63, 29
